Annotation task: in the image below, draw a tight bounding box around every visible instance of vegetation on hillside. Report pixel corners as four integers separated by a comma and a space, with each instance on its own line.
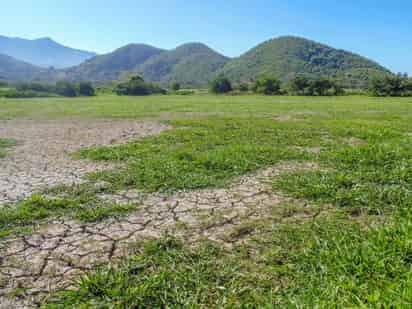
136, 43, 229, 87
0, 53, 45, 81
0, 36, 392, 89
63, 44, 165, 81
219, 36, 390, 89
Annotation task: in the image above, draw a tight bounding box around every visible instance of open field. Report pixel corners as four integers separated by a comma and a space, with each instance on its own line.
1, 95, 412, 307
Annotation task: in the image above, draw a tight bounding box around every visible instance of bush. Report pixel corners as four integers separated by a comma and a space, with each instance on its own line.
369, 75, 412, 97
1, 89, 57, 98
238, 83, 249, 92
78, 82, 95, 96
115, 75, 166, 96
252, 77, 282, 95
209, 76, 232, 94
16, 82, 55, 93
171, 82, 181, 91
55, 81, 78, 97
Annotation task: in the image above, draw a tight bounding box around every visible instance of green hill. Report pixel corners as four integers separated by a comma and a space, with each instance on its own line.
64, 44, 165, 81
219, 36, 390, 88
63, 43, 228, 86
135, 43, 230, 86
0, 53, 44, 81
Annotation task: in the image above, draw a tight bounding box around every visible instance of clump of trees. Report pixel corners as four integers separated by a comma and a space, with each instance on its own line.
209, 75, 344, 96
288, 76, 343, 96
209, 76, 232, 94
369, 75, 412, 97
115, 75, 166, 96
252, 77, 282, 95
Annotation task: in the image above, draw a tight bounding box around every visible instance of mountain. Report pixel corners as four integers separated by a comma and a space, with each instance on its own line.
63, 44, 165, 81
0, 53, 44, 81
0, 35, 96, 68
219, 36, 391, 88
135, 43, 230, 86
64, 42, 229, 86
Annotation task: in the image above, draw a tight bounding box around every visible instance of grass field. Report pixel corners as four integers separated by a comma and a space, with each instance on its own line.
2, 95, 412, 307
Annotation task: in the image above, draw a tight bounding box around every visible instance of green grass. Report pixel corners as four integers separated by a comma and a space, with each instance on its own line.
1, 94, 412, 120
79, 117, 320, 192
0, 185, 137, 238
44, 211, 412, 308
3, 94, 412, 307
0, 138, 15, 158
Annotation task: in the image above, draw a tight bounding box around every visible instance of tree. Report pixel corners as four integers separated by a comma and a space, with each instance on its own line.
253, 77, 282, 95
209, 76, 232, 94
171, 82, 181, 91
55, 81, 77, 97
78, 82, 95, 96
369, 75, 407, 97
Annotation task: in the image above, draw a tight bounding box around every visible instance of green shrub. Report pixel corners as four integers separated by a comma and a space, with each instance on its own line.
55, 81, 78, 97
369, 75, 412, 97
78, 82, 95, 96
171, 81, 181, 91
116, 75, 166, 96
252, 76, 282, 95
288, 76, 344, 96
1, 89, 57, 98
209, 76, 232, 94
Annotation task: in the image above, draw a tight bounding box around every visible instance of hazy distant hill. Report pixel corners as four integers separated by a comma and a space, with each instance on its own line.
64, 44, 165, 81
135, 43, 230, 86
0, 53, 44, 81
0, 35, 96, 68
219, 36, 390, 88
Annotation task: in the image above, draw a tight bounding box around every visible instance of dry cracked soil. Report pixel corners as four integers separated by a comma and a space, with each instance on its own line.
0, 119, 315, 308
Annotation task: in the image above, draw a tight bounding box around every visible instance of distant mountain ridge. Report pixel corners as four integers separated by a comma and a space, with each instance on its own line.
0, 35, 96, 68
0, 53, 45, 81
64, 44, 165, 81
0, 35, 392, 88
62, 42, 229, 86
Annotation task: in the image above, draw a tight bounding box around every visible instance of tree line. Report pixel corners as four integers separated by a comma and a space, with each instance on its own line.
209, 74, 412, 97
0, 81, 96, 98
209, 75, 344, 96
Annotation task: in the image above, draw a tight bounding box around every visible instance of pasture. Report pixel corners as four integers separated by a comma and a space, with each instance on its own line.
1, 94, 412, 307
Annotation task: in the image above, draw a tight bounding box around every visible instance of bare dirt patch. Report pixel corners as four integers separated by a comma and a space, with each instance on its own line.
0, 120, 170, 206
0, 161, 317, 308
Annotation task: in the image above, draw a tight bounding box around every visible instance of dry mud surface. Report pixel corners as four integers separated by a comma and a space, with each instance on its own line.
0, 120, 169, 206
0, 162, 317, 308
0, 119, 317, 308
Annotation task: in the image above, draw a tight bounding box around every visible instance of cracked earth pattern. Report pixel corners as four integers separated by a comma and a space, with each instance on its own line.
0, 120, 170, 206
0, 162, 317, 308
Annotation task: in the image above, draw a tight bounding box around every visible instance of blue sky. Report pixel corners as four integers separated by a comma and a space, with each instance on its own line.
2, 0, 411, 74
